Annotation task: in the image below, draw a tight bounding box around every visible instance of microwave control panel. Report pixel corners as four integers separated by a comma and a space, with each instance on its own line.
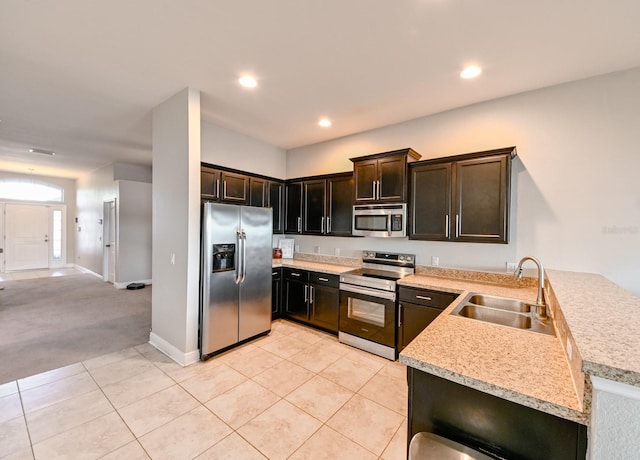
391, 214, 403, 231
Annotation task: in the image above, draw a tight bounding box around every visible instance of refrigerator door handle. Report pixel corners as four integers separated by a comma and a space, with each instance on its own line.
240, 230, 247, 284
235, 230, 242, 284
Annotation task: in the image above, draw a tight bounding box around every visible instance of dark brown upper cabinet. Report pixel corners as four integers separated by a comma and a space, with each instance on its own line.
409, 147, 516, 244
285, 172, 354, 236
201, 164, 284, 232
249, 177, 267, 207
200, 166, 249, 204
268, 181, 284, 233
351, 148, 421, 204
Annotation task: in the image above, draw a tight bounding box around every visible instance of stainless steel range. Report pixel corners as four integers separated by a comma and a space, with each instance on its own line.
339, 250, 415, 360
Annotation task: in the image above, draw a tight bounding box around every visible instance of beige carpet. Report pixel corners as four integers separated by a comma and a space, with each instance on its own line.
0, 274, 152, 384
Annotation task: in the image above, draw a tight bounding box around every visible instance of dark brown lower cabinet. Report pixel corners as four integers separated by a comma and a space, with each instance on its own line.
282, 268, 339, 334
408, 368, 587, 460
271, 268, 281, 320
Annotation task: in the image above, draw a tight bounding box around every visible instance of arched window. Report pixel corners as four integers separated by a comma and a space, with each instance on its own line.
0, 180, 64, 202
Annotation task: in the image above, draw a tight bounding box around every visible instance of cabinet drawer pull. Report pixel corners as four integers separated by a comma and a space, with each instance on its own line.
291, 272, 301, 277
272, 271, 277, 276
416, 295, 432, 301
318, 277, 329, 282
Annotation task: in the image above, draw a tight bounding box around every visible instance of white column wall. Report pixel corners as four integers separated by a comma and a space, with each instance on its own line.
590, 377, 640, 459
150, 87, 201, 365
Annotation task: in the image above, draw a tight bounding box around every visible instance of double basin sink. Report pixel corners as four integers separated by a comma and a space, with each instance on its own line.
451, 293, 555, 336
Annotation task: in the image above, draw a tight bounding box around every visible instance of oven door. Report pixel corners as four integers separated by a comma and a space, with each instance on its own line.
339, 284, 396, 348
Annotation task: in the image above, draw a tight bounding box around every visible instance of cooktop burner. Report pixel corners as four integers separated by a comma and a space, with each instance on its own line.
340, 250, 416, 292
345, 268, 404, 281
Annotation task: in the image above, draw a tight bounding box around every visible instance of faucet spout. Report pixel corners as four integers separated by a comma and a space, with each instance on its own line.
514, 256, 547, 319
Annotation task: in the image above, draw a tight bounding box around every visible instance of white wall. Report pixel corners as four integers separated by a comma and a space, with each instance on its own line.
75, 164, 153, 285
151, 88, 201, 365
75, 164, 116, 274
0, 171, 76, 267
201, 121, 287, 179
286, 68, 640, 295
116, 180, 152, 284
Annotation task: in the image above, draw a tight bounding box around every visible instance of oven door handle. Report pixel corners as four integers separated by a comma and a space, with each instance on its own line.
339, 284, 396, 301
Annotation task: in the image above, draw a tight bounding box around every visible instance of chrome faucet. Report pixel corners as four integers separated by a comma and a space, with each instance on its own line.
514, 256, 548, 320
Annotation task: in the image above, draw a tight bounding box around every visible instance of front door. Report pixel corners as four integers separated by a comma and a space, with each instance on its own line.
5, 204, 49, 271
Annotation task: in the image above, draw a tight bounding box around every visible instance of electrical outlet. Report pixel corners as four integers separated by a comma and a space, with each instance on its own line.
506, 262, 517, 273
431, 256, 439, 266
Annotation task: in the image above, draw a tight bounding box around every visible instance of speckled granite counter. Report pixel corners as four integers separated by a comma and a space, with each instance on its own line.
546, 270, 640, 386
398, 273, 587, 424
271, 257, 357, 275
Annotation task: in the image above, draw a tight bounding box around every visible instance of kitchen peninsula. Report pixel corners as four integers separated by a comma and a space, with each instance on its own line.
399, 268, 640, 459
273, 252, 640, 459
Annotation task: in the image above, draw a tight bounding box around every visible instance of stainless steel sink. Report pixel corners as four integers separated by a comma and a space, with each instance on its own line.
466, 294, 531, 313
451, 293, 555, 336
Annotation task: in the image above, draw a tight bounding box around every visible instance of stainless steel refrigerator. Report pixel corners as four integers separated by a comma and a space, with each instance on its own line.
200, 202, 272, 358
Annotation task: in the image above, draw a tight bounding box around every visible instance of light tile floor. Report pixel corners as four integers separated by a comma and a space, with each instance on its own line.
0, 320, 408, 459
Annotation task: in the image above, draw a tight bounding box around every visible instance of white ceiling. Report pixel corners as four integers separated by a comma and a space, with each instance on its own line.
1, 0, 639, 179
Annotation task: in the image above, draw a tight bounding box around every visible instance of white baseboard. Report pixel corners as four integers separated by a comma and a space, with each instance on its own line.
148, 332, 200, 367
73, 264, 103, 279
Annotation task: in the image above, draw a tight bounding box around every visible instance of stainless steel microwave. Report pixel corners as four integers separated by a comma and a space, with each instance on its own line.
352, 203, 407, 237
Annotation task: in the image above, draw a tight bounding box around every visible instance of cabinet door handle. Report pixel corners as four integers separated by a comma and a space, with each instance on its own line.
372, 181, 376, 200
398, 303, 403, 326
455, 214, 460, 238
321, 217, 325, 234
416, 295, 432, 301
297, 216, 302, 233
304, 285, 308, 302
327, 216, 331, 233
215, 179, 220, 198
445, 215, 450, 238
222, 180, 227, 199
309, 286, 314, 304
318, 277, 329, 282
376, 180, 381, 200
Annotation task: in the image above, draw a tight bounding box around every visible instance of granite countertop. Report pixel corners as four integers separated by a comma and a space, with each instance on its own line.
398, 273, 587, 424
271, 258, 356, 275
546, 270, 640, 386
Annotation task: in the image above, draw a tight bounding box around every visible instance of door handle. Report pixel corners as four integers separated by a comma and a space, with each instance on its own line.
455, 214, 460, 238
310, 286, 314, 304
321, 217, 325, 234
235, 230, 242, 284
415, 295, 432, 301
240, 230, 247, 284
372, 181, 376, 200
327, 216, 331, 234
398, 303, 403, 327
304, 285, 308, 302
297, 216, 302, 233
445, 215, 450, 238
215, 179, 220, 199
105, 244, 111, 248
376, 180, 381, 200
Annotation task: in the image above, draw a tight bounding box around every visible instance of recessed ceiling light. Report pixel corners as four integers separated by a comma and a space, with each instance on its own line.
318, 118, 332, 128
29, 148, 56, 156
239, 75, 257, 88
460, 65, 482, 79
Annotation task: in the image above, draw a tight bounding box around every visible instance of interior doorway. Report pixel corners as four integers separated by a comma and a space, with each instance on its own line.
102, 200, 117, 283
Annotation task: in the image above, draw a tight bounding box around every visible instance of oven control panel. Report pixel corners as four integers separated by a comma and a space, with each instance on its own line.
362, 250, 414, 266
